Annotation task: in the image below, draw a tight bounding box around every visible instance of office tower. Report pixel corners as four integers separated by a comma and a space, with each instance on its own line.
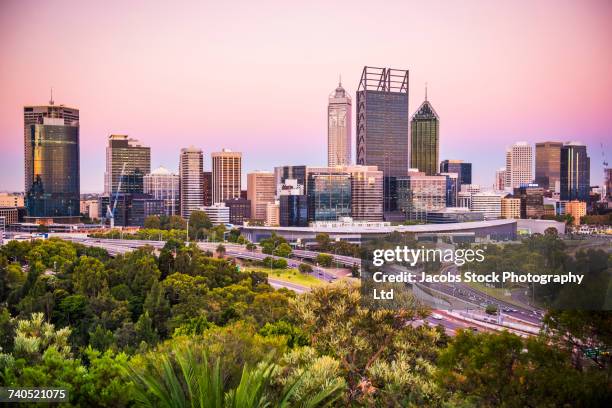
328, 79, 352, 166
201, 203, 230, 225
396, 170, 446, 221
144, 166, 180, 216
495, 168, 506, 191
247, 171, 276, 221
104, 135, 151, 194
513, 185, 544, 218
347, 165, 383, 221
223, 197, 251, 225
24, 100, 80, 223
307, 170, 351, 221
98, 193, 164, 227
440, 172, 458, 207
471, 192, 503, 220
505, 142, 533, 188
265, 202, 280, 226
279, 179, 308, 227
501, 197, 521, 219
457, 191, 472, 208
606, 168, 612, 200
560, 142, 590, 202
274, 165, 307, 196
212, 149, 242, 204
535, 142, 563, 191
440, 160, 472, 186
179, 147, 204, 219
202, 171, 212, 206
356, 66, 409, 216
410, 94, 439, 176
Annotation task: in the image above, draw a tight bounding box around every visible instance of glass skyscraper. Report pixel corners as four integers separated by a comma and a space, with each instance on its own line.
440, 160, 472, 186
410, 98, 439, 176
307, 171, 351, 221
24, 102, 80, 222
104, 134, 151, 194
356, 67, 409, 216
560, 142, 590, 201
535, 141, 562, 191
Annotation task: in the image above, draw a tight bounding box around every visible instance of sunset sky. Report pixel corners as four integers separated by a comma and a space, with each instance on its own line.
1, 0, 611, 192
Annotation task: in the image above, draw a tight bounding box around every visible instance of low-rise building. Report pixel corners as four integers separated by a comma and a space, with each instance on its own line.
0, 207, 19, 225
565, 200, 586, 225
201, 203, 230, 225
0, 193, 24, 207
471, 192, 503, 220
223, 197, 251, 225
501, 197, 521, 219
265, 201, 280, 226
426, 207, 484, 224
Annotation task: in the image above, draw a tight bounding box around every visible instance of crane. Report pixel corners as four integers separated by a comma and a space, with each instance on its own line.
106, 162, 127, 229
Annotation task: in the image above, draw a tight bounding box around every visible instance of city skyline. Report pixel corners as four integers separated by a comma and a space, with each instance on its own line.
1, 0, 611, 192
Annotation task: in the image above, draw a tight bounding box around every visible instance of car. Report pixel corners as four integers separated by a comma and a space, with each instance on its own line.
468, 326, 479, 332
431, 313, 443, 320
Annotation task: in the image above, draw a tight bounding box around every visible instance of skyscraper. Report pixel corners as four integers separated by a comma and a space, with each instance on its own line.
179, 147, 204, 219
247, 171, 275, 221
144, 166, 180, 216
274, 165, 307, 196
505, 142, 533, 188
356, 66, 409, 216
307, 170, 351, 221
346, 165, 383, 221
202, 171, 212, 206
410, 93, 439, 176
495, 168, 506, 191
211, 149, 242, 204
560, 142, 590, 202
513, 184, 544, 219
24, 100, 80, 222
104, 135, 151, 194
535, 141, 563, 191
396, 170, 446, 221
440, 160, 472, 186
328, 79, 352, 167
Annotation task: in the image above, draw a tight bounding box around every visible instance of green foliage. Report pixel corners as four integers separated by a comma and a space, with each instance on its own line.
298, 263, 313, 273
273, 243, 292, 258
315, 253, 333, 267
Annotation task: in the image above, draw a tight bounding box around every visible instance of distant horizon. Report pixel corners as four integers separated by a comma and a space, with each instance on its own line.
1, 0, 611, 192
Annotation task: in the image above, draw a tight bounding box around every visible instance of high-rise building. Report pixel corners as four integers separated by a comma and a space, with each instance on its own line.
356, 67, 409, 215
279, 179, 308, 227
440, 172, 458, 207
98, 193, 164, 227
513, 184, 544, 219
560, 142, 590, 202
179, 147, 204, 219
565, 200, 586, 225
505, 142, 533, 188
247, 171, 276, 221
274, 165, 307, 196
328, 79, 352, 166
24, 100, 80, 223
144, 166, 180, 216
501, 197, 521, 219
605, 168, 612, 200
347, 165, 383, 221
471, 192, 503, 220
440, 160, 472, 186
265, 202, 280, 226
495, 168, 506, 191
396, 170, 446, 221
202, 171, 212, 206
104, 135, 151, 194
410, 94, 439, 176
535, 141, 563, 191
307, 170, 351, 221
212, 149, 242, 204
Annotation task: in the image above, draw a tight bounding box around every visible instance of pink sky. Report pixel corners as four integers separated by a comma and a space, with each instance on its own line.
1, 0, 611, 192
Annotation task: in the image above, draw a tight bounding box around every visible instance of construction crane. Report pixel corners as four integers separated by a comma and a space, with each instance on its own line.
106, 162, 127, 229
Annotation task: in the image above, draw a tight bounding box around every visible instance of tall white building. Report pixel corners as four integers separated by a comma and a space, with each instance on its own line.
179, 147, 204, 219
144, 166, 180, 216
212, 149, 242, 204
505, 142, 533, 188
327, 80, 352, 167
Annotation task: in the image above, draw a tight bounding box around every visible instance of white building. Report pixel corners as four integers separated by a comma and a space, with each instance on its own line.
179, 147, 204, 219
505, 142, 533, 188
328, 80, 352, 167
144, 166, 180, 216
471, 192, 503, 220
212, 149, 242, 204
201, 203, 230, 225
265, 201, 280, 226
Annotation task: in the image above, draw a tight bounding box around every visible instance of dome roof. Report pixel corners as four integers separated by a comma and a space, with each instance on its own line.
151, 166, 172, 175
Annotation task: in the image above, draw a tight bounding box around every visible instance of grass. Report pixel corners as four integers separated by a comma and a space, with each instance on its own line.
243, 267, 326, 288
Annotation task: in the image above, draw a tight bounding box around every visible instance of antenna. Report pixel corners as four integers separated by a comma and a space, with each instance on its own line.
425, 82, 428, 101
49, 87, 54, 105
339, 74, 342, 87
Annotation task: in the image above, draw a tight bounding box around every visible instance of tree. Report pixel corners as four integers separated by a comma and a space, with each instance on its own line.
72, 256, 109, 297
315, 253, 333, 267
273, 243, 292, 258
143, 215, 162, 230
246, 242, 257, 252
298, 263, 313, 274
216, 244, 226, 257
189, 211, 212, 240
485, 304, 498, 315
315, 233, 331, 251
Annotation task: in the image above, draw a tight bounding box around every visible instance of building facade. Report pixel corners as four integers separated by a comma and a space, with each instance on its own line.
24, 102, 80, 223
0, 208, 18, 225
410, 98, 439, 176
471, 192, 503, 220
247, 171, 276, 221
501, 197, 521, 219
514, 185, 545, 219
505, 142, 533, 189
98, 193, 164, 227
495, 168, 506, 191
202, 171, 212, 207
144, 166, 180, 216
440, 160, 472, 186
565, 200, 586, 225
440, 172, 459, 207
202, 203, 230, 225
104, 135, 151, 195
328, 80, 352, 166
347, 165, 383, 221
307, 171, 351, 222
535, 141, 562, 191
560, 142, 590, 202
396, 170, 446, 221
0, 193, 24, 207
179, 147, 204, 219
224, 197, 251, 225
356, 67, 409, 215
212, 149, 242, 204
